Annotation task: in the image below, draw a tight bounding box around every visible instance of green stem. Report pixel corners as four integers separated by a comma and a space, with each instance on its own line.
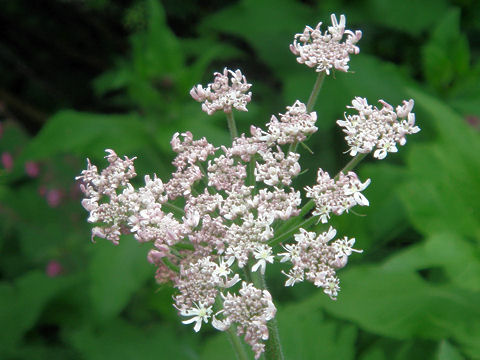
250, 270, 284, 360
174, 242, 195, 251
335, 153, 368, 180
162, 258, 179, 272
226, 112, 239, 140
306, 72, 326, 112
162, 202, 185, 215
290, 72, 326, 153
227, 326, 249, 360
275, 199, 315, 236
268, 216, 317, 247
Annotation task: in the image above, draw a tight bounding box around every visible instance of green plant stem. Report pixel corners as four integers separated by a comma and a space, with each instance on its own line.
275, 198, 315, 236
227, 326, 249, 360
289, 72, 326, 154
306, 72, 326, 112
250, 270, 285, 360
335, 153, 368, 180
226, 112, 238, 140
268, 216, 317, 247
162, 202, 185, 215
162, 258, 179, 272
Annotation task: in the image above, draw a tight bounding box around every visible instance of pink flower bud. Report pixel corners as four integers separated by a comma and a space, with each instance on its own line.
46, 189, 62, 207
46, 260, 62, 277
25, 161, 40, 178
1, 152, 13, 171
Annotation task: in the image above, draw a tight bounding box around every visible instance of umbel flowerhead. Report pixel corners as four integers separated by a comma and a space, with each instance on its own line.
290, 14, 362, 74
76, 13, 419, 359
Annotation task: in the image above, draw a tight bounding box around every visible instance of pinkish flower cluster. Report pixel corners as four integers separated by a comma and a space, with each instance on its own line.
77, 114, 308, 356
305, 169, 371, 223
337, 97, 420, 159
279, 227, 362, 299
266, 100, 318, 144
77, 13, 420, 359
213, 282, 276, 359
190, 68, 252, 115
290, 14, 362, 74
76, 149, 137, 244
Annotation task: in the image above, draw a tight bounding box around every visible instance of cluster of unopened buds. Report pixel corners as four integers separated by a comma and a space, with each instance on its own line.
77, 14, 420, 359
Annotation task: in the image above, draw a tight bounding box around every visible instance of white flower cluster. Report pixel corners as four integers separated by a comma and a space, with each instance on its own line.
337, 97, 420, 159
76, 149, 137, 244
305, 169, 371, 224
213, 282, 276, 359
190, 68, 252, 115
290, 14, 362, 74
77, 13, 420, 359
279, 227, 362, 299
266, 100, 318, 144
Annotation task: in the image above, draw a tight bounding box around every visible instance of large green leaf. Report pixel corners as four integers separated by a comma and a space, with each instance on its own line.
437, 340, 465, 360
383, 232, 480, 292
199, 0, 313, 77
0, 271, 69, 356
23, 110, 153, 160
364, 0, 448, 36
88, 238, 153, 320
318, 265, 480, 358
66, 319, 196, 360
279, 296, 357, 360
400, 88, 480, 242
422, 9, 470, 93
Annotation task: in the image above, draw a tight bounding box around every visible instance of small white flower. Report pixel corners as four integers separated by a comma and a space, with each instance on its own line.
213, 257, 235, 278
344, 177, 371, 206
332, 237, 363, 257
252, 245, 274, 274
282, 270, 303, 287
180, 303, 213, 332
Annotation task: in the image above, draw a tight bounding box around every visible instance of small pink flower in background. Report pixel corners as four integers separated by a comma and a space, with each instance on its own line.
46, 189, 62, 207
25, 161, 40, 178
1, 152, 13, 171
46, 260, 62, 277
465, 115, 480, 130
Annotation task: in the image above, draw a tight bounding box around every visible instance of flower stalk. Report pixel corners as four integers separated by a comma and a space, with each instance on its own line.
226, 111, 239, 140
306, 72, 326, 112
227, 326, 249, 360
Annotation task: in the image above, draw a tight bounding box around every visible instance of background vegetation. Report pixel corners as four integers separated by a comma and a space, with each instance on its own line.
1, 0, 480, 359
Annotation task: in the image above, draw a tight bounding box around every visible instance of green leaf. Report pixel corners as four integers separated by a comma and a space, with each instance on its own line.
364, 0, 449, 36
200, 331, 246, 360
67, 319, 196, 360
0, 271, 69, 356
400, 87, 480, 242
88, 238, 153, 320
330, 163, 409, 251
422, 9, 470, 92
318, 265, 480, 357
383, 232, 480, 291
437, 340, 465, 360
199, 0, 313, 77
23, 110, 153, 160
279, 296, 357, 360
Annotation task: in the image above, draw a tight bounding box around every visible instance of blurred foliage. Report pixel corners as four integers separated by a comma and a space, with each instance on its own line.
1, 0, 480, 359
